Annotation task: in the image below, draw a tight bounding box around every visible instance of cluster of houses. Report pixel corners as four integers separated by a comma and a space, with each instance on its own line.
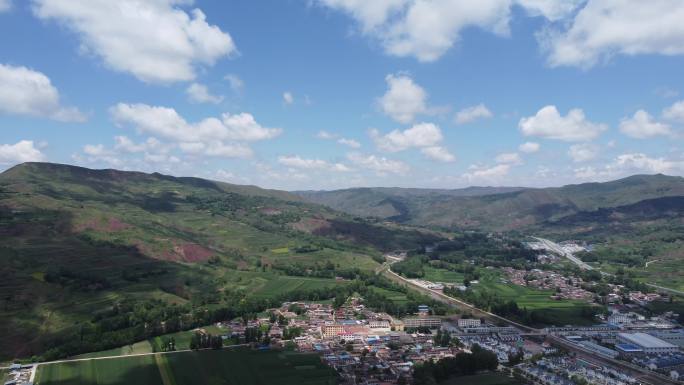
517, 357, 639, 385
3, 363, 35, 385
208, 292, 684, 384
502, 267, 593, 301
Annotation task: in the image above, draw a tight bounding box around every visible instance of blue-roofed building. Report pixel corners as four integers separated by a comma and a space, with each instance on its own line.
616, 343, 644, 357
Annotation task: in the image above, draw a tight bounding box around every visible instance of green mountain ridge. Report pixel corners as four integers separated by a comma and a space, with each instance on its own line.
295, 174, 684, 230
0, 162, 440, 360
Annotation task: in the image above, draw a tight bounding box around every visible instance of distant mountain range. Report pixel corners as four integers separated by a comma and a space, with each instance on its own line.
295, 174, 684, 231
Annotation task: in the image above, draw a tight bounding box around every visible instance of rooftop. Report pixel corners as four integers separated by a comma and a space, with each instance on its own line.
618, 333, 677, 349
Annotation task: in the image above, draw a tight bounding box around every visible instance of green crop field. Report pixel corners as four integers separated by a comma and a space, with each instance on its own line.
35, 349, 337, 385
457, 269, 598, 326
36, 354, 163, 385
252, 275, 348, 298
423, 266, 465, 283
440, 373, 522, 385
369, 286, 410, 304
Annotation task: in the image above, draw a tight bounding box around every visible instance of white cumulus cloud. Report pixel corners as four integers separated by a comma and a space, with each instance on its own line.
516, 0, 583, 21
518, 142, 540, 153
186, 83, 223, 104
110, 103, 280, 159
568, 143, 599, 163
495, 152, 522, 165
347, 152, 409, 175
0, 63, 85, 122
463, 163, 511, 181
371, 122, 442, 152
575, 153, 684, 180
540, 1, 684, 68
0, 140, 46, 165
318, 0, 582, 63
316, 0, 409, 32
337, 138, 361, 148
278, 155, 351, 172
32, 0, 236, 83
224, 74, 244, 93
320, 0, 684, 66
378, 73, 427, 124
619, 110, 671, 139
421, 146, 455, 162
663, 100, 684, 123
519, 105, 607, 142
371, 122, 454, 162
283, 91, 294, 105
111, 103, 281, 143
316, 131, 361, 148
454, 103, 493, 124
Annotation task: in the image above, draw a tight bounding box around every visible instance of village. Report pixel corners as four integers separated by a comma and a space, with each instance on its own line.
212, 293, 684, 385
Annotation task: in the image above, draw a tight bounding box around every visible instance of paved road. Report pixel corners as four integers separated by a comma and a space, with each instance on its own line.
532, 237, 593, 270
646, 283, 684, 296
534, 237, 684, 297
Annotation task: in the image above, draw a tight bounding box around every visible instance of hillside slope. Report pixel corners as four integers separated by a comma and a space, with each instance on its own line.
296, 174, 684, 230
0, 162, 441, 360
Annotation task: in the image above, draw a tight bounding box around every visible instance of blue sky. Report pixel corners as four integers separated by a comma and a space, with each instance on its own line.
0, 0, 682, 190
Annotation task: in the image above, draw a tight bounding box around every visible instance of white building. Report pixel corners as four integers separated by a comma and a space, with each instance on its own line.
403, 317, 442, 328
617, 333, 679, 354
368, 320, 391, 331
647, 330, 684, 348
608, 313, 631, 325
457, 318, 482, 328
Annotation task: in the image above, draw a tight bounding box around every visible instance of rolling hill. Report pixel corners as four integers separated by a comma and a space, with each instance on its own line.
296, 174, 684, 230
298, 175, 684, 292
0, 162, 441, 360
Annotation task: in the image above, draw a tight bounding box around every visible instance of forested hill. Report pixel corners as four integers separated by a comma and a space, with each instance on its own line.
295, 174, 684, 230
